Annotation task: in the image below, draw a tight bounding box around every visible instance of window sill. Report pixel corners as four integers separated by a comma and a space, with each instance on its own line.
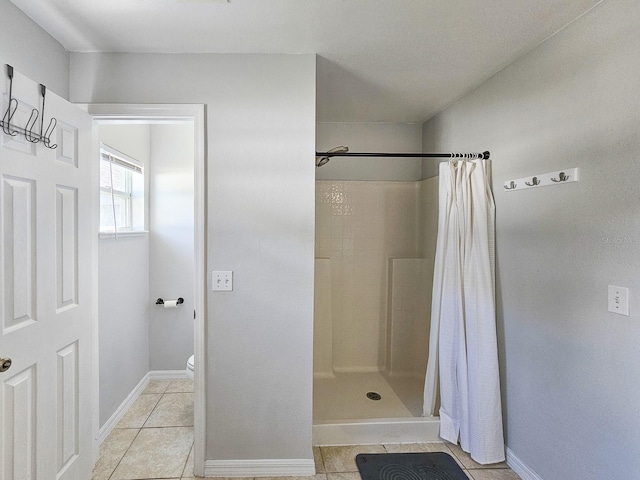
99, 231, 149, 239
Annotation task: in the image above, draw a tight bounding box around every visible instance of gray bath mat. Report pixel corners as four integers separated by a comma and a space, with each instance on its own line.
356, 452, 468, 480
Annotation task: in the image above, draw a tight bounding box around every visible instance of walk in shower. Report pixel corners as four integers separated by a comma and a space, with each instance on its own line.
313, 176, 441, 444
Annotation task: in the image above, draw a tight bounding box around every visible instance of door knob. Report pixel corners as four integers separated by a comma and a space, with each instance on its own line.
0, 357, 12, 372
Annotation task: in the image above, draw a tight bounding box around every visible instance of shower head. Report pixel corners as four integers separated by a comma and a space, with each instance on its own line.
316, 145, 349, 168
316, 156, 331, 168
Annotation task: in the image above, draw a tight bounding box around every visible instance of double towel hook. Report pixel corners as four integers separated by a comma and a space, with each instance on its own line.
551, 172, 570, 182
525, 176, 541, 187
1, 65, 58, 149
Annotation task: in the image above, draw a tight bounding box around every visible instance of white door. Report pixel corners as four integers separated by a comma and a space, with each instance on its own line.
0, 67, 94, 479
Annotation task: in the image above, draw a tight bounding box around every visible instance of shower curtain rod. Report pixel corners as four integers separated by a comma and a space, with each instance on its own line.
315, 150, 490, 159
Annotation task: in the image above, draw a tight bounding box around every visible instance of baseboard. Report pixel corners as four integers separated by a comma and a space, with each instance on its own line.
203, 458, 315, 477
97, 374, 150, 444
148, 369, 188, 380
97, 370, 187, 444
506, 448, 544, 480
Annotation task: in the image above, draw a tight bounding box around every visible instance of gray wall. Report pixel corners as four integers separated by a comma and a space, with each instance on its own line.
149, 123, 195, 371
422, 0, 640, 478
70, 52, 316, 463
0, 1, 69, 99
317, 122, 422, 181
98, 122, 196, 425
98, 124, 151, 427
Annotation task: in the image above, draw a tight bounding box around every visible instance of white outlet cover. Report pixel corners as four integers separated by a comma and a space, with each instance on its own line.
608, 285, 629, 316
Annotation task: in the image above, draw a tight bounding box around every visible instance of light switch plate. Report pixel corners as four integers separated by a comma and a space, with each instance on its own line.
608, 285, 629, 316
212, 271, 233, 291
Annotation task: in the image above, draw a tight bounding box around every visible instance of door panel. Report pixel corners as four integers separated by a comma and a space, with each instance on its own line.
2, 365, 36, 480
56, 341, 79, 473
0, 66, 93, 480
56, 186, 78, 311
2, 175, 36, 331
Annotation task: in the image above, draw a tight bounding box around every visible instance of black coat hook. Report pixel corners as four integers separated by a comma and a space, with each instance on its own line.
1, 65, 58, 148
551, 172, 570, 182
39, 85, 57, 149
504, 181, 517, 190
525, 176, 541, 187
1, 65, 18, 136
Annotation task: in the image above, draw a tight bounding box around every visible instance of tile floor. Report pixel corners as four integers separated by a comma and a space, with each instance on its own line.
94, 379, 520, 480
92, 379, 195, 480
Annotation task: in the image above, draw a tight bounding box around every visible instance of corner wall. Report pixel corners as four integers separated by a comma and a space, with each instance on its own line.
97, 124, 151, 427
149, 123, 195, 371
0, 2, 69, 99
422, 1, 640, 478
70, 53, 316, 463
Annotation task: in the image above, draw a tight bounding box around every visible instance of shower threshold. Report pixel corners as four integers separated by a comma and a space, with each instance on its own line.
313, 416, 440, 446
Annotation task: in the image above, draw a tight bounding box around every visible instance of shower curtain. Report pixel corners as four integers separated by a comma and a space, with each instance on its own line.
423, 159, 505, 464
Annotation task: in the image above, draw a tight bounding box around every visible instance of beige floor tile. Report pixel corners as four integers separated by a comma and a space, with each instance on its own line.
468, 469, 521, 480
182, 444, 194, 478
326, 473, 362, 480
182, 478, 254, 480
91, 428, 139, 480
262, 475, 327, 480
382, 442, 452, 454
116, 394, 162, 428
144, 380, 172, 394
447, 443, 508, 470
145, 393, 194, 427
167, 379, 194, 393
314, 446, 326, 473
320, 445, 386, 472
110, 426, 194, 480
382, 443, 465, 469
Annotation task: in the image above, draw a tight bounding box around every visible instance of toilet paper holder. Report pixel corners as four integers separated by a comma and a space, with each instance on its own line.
155, 297, 184, 306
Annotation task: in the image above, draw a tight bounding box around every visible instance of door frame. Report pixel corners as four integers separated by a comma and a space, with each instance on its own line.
83, 103, 207, 476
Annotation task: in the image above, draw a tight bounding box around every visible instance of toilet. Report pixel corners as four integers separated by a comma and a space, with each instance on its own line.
186, 354, 195, 380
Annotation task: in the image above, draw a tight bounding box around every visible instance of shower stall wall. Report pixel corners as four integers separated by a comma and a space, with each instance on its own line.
313, 178, 440, 443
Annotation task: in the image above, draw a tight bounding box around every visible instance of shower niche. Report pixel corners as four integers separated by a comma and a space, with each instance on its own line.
313, 179, 440, 445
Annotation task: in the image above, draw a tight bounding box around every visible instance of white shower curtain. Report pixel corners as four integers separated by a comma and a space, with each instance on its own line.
422, 159, 505, 464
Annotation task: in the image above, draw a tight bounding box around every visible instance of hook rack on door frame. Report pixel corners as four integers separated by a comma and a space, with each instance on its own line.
1, 64, 58, 149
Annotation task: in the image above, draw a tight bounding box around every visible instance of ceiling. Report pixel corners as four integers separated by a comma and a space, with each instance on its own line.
11, 0, 602, 123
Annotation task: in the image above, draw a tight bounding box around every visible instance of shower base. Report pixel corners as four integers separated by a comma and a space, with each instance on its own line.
313, 371, 440, 445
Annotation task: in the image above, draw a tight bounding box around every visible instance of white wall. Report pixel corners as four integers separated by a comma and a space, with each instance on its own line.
0, 1, 69, 99
422, 0, 640, 478
98, 124, 151, 427
149, 123, 194, 370
70, 53, 316, 462
316, 122, 423, 181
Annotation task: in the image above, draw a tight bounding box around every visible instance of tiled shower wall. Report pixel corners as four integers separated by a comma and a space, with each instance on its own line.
315, 180, 438, 375
388, 258, 431, 377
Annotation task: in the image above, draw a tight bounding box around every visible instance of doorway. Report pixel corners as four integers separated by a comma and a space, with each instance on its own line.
87, 104, 206, 477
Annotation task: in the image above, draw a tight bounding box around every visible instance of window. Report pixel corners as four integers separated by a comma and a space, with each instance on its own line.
99, 145, 145, 233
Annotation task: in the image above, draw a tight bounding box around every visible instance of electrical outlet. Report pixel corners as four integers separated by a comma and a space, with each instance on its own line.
608, 285, 629, 316
212, 271, 233, 291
